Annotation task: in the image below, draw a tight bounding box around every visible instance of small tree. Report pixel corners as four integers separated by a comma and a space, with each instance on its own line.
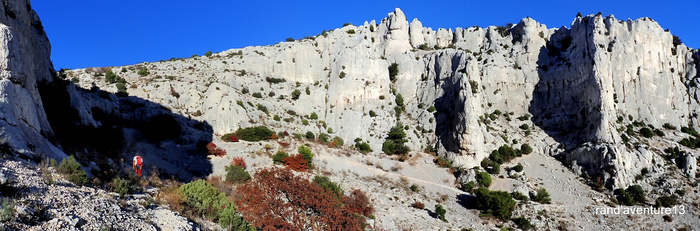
138, 67, 149, 76
225, 165, 251, 184
476, 171, 492, 187
434, 204, 446, 221
388, 63, 399, 81
532, 188, 551, 204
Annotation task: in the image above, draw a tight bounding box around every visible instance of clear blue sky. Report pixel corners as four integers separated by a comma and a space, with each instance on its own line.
32, 1, 699, 70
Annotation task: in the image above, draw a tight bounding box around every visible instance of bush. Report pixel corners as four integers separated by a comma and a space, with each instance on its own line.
0, 197, 14, 222
411, 201, 425, 209
532, 188, 551, 204
355, 142, 372, 153
291, 89, 301, 100
461, 181, 475, 193
273, 115, 281, 121
318, 133, 330, 143
626, 185, 645, 203
395, 94, 404, 107
663, 123, 677, 130
206, 143, 227, 156
302, 119, 309, 125
252, 92, 263, 98
221, 133, 239, 142
298, 145, 313, 165
110, 177, 139, 198
519, 124, 529, 130
235, 168, 372, 230
639, 127, 654, 138
346, 29, 356, 34
388, 63, 399, 81
339, 71, 346, 78
520, 143, 533, 154
512, 217, 533, 231
332, 136, 344, 146
105, 69, 118, 83
681, 126, 698, 136
435, 156, 452, 168
57, 156, 88, 186
310, 112, 318, 120
305, 131, 315, 140
225, 165, 251, 184
178, 180, 252, 228
138, 67, 149, 76
369, 110, 377, 117
256, 104, 268, 114
473, 187, 516, 220
231, 157, 247, 169
236, 126, 274, 141
512, 163, 524, 172
476, 171, 492, 187
383, 122, 409, 155
434, 204, 446, 221
655, 195, 678, 207
272, 151, 288, 164
314, 176, 344, 199
512, 191, 528, 201
427, 106, 436, 113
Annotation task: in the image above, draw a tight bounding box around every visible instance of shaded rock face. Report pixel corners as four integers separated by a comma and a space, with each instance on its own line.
0, 0, 63, 159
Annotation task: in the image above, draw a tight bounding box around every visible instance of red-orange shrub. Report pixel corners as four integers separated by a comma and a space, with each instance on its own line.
283, 154, 309, 172
235, 168, 371, 230
230, 157, 247, 169
229, 135, 239, 142
206, 143, 227, 157
279, 142, 290, 147
344, 189, 374, 217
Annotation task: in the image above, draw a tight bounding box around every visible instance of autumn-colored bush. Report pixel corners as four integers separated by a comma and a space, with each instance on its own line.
283, 154, 309, 172
235, 167, 372, 230
206, 143, 226, 156
411, 201, 425, 209
231, 157, 247, 169
221, 133, 239, 142
279, 142, 290, 147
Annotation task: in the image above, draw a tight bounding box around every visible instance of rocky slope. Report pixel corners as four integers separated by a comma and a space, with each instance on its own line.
69, 9, 698, 189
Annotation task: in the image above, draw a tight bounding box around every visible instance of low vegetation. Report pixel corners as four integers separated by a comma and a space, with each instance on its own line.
473, 187, 516, 220
56, 156, 88, 186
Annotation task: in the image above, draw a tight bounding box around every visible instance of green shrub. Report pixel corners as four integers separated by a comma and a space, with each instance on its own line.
314, 176, 344, 199
681, 126, 698, 136
252, 92, 263, 98
512, 191, 528, 201
427, 106, 436, 113
410, 184, 419, 192
654, 129, 665, 137
395, 94, 404, 107
332, 136, 344, 146
639, 127, 653, 138
532, 188, 551, 204
291, 89, 301, 100
273, 115, 281, 121
655, 195, 678, 207
302, 119, 309, 125
474, 187, 516, 220
434, 204, 446, 221
204, 51, 213, 57
388, 63, 399, 81
273, 151, 289, 164
305, 86, 310, 95
469, 80, 479, 93
138, 67, 149, 76
476, 171, 492, 187
305, 131, 315, 140
256, 104, 268, 114
57, 156, 88, 186
110, 177, 139, 198
116, 82, 128, 95
235, 126, 274, 141
346, 29, 356, 34
626, 185, 645, 203
296, 145, 314, 167
339, 71, 346, 78
383, 122, 409, 155
519, 124, 529, 130
511, 163, 524, 172
318, 133, 331, 143
310, 112, 318, 120
0, 197, 14, 222
178, 180, 252, 228
105, 69, 118, 83
520, 143, 532, 154
461, 181, 475, 192
512, 217, 533, 231
663, 123, 677, 130
369, 110, 377, 117
225, 165, 251, 184
355, 142, 372, 153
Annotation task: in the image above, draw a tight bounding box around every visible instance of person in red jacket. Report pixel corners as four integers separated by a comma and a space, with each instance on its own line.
133, 155, 144, 177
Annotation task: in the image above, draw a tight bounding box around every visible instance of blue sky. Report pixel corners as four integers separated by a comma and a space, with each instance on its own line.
33, 1, 699, 69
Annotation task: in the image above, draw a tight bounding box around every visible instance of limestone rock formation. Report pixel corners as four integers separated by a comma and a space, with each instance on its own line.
64, 10, 699, 189
0, 0, 64, 159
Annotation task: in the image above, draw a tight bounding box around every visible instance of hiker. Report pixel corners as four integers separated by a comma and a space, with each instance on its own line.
133, 155, 144, 177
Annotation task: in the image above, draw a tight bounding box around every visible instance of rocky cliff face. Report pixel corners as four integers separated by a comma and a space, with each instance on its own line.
0, 0, 64, 159
65, 9, 698, 189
